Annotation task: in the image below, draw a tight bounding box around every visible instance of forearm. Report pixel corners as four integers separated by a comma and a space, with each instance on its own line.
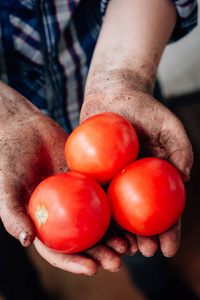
82, 0, 177, 120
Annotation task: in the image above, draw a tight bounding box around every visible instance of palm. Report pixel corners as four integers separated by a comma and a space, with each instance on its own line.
132, 99, 193, 182
0, 112, 68, 244
80, 91, 193, 257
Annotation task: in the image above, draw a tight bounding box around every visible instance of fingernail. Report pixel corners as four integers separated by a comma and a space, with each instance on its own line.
87, 270, 98, 276
185, 167, 190, 176
19, 231, 28, 246
183, 167, 190, 181
113, 266, 122, 273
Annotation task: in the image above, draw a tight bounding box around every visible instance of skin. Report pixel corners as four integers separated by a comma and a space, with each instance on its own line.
0, 81, 129, 274
81, 0, 194, 257
0, 0, 194, 274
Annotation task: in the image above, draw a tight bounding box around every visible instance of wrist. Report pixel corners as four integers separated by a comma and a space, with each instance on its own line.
85, 59, 156, 98
81, 69, 157, 125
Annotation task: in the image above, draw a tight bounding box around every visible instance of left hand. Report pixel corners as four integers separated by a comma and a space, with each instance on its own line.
80, 87, 193, 258
79, 0, 193, 258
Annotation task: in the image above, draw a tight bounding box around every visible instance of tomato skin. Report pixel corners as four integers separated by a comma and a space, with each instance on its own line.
107, 157, 186, 236
28, 172, 111, 253
65, 112, 139, 186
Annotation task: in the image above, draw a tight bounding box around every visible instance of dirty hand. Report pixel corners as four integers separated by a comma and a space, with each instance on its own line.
79, 0, 194, 258
80, 83, 193, 258
0, 81, 136, 274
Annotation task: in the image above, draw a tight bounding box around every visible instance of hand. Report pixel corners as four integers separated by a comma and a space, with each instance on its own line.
0, 81, 138, 274
0, 81, 68, 247
80, 79, 194, 258
34, 223, 138, 275
79, 0, 193, 258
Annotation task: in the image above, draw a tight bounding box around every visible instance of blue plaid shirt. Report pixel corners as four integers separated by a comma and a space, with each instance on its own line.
0, 0, 198, 134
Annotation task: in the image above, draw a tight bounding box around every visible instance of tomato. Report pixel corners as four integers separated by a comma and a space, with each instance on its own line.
65, 112, 139, 185
28, 172, 111, 253
107, 157, 186, 236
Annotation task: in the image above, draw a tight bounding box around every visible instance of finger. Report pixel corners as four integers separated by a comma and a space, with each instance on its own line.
109, 220, 138, 255
85, 243, 122, 272
0, 193, 35, 247
159, 218, 181, 257
34, 238, 98, 275
121, 231, 138, 255
137, 235, 158, 257
102, 229, 129, 256
166, 119, 194, 182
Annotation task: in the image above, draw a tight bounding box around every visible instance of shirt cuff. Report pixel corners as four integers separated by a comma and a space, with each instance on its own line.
170, 0, 198, 42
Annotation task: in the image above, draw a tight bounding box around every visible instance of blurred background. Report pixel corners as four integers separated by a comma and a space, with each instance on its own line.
0, 2, 199, 300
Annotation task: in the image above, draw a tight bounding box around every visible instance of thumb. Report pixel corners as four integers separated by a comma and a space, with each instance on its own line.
0, 192, 36, 247
168, 139, 193, 182
165, 118, 194, 182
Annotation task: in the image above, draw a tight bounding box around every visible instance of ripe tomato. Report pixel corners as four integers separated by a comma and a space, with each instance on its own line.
107, 157, 186, 236
65, 112, 139, 185
28, 172, 111, 253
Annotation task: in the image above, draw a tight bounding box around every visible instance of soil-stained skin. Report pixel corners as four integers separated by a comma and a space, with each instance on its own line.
0, 81, 69, 245
80, 64, 193, 181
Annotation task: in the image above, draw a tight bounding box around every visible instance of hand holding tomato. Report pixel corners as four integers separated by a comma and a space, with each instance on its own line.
0, 82, 135, 275
28, 171, 138, 273
28, 172, 111, 253
0, 82, 68, 247
107, 157, 185, 236
33, 221, 138, 275
80, 77, 194, 257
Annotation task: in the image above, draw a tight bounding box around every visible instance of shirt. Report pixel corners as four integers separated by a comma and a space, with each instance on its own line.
0, 0, 198, 134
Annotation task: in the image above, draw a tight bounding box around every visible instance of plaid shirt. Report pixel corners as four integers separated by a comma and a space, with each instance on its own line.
0, 0, 198, 134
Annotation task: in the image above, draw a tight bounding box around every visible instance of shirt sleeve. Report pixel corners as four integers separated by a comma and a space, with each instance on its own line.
100, 0, 198, 42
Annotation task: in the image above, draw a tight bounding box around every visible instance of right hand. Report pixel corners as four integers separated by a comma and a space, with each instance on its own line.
0, 81, 138, 275
0, 81, 69, 247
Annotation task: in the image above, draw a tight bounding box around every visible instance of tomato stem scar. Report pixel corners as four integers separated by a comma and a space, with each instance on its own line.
36, 207, 48, 225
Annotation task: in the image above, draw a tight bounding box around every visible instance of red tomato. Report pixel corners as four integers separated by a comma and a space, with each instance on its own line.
65, 112, 139, 185
107, 157, 186, 236
28, 172, 111, 253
